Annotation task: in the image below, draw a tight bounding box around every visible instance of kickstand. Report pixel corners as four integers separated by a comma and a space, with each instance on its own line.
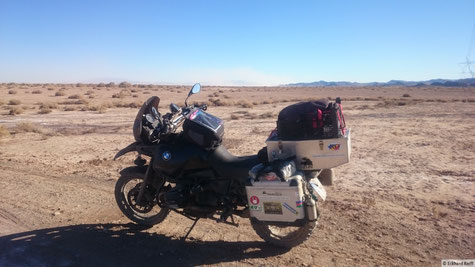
182, 218, 200, 241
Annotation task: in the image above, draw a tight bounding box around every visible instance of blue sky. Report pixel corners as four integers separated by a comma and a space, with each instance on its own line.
1, 0, 474, 85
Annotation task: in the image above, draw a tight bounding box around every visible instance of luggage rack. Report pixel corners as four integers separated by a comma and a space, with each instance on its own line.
266, 129, 351, 171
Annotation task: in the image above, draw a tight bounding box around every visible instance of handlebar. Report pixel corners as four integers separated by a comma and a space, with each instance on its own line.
145, 102, 209, 142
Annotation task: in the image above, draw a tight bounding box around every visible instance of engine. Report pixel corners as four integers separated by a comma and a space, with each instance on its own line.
162, 180, 231, 210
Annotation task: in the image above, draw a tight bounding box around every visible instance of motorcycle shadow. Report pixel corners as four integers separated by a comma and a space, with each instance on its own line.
0, 223, 290, 266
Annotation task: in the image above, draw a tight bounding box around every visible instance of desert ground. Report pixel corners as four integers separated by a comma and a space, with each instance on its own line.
0, 83, 474, 266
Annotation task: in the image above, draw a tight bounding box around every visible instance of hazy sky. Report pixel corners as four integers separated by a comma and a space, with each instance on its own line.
1, 0, 474, 85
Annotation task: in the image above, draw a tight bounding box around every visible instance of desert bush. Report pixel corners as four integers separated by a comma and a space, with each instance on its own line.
82, 104, 108, 113
38, 108, 52, 114
76, 83, 84, 87
39, 102, 58, 109
68, 94, 81, 99
112, 89, 131, 98
259, 112, 274, 119
0, 125, 10, 138
98, 83, 105, 87
402, 93, 411, 97
8, 99, 21, 105
262, 100, 271, 105
15, 122, 44, 133
106, 82, 115, 88
209, 98, 231, 106
47, 87, 54, 91
236, 100, 253, 108
112, 101, 141, 108
60, 98, 89, 105
9, 106, 24, 115
130, 88, 137, 93
32, 90, 42, 94
230, 114, 240, 120
63, 106, 77, 111
143, 91, 151, 94
8, 90, 17, 94
55, 91, 66, 96
119, 82, 131, 88
0, 100, 4, 106
85, 90, 94, 95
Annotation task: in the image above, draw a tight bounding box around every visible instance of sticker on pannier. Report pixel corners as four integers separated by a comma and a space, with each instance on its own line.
263, 202, 283, 215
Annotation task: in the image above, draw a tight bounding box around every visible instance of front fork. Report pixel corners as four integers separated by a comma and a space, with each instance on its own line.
136, 162, 153, 205
136, 157, 165, 206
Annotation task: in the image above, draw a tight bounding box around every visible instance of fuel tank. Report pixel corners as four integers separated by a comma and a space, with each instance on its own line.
153, 142, 210, 179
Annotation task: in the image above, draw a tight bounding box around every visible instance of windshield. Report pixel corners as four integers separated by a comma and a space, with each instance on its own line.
133, 96, 160, 142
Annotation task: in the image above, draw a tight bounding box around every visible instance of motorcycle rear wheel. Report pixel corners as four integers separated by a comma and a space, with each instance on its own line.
115, 172, 169, 226
250, 208, 319, 248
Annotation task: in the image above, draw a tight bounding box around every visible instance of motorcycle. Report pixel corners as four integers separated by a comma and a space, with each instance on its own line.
114, 83, 333, 248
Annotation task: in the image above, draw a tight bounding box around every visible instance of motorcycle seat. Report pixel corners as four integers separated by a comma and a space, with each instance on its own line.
208, 145, 260, 181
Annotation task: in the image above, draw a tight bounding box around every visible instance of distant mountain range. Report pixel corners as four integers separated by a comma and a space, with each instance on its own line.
285, 78, 475, 87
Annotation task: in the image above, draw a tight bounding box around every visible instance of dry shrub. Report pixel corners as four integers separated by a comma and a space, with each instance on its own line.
15, 122, 44, 134
85, 90, 94, 95
63, 106, 77, 111
143, 91, 151, 94
85, 104, 108, 113
0, 100, 4, 106
55, 91, 65, 96
98, 83, 106, 87
39, 102, 58, 109
88, 94, 95, 99
47, 87, 54, 91
119, 82, 131, 88
60, 98, 89, 105
262, 100, 271, 105
0, 125, 10, 138
112, 89, 131, 98
130, 89, 137, 93
402, 93, 411, 97
259, 112, 274, 119
209, 98, 231, 106
9, 106, 24, 115
38, 108, 52, 114
230, 114, 240, 120
8, 90, 17, 94
32, 90, 42, 94
76, 83, 84, 87
236, 100, 253, 108
356, 104, 371, 110
8, 99, 21, 105
68, 94, 81, 99
112, 101, 141, 108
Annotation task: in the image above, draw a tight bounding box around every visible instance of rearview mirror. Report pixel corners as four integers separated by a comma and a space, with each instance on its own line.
190, 83, 201, 95
185, 83, 201, 106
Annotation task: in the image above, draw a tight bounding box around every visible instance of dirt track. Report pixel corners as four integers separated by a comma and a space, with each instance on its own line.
0, 85, 474, 266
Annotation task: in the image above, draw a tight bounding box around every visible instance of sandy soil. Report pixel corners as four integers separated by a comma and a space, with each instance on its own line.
0, 84, 474, 266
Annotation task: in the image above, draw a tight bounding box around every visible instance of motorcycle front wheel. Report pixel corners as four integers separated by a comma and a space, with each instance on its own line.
115, 172, 169, 226
250, 209, 319, 248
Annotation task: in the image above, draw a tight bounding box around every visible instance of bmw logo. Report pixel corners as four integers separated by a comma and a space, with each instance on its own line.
162, 151, 171, 161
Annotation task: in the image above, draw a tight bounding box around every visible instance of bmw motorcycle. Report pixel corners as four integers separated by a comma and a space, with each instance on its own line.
114, 83, 331, 248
